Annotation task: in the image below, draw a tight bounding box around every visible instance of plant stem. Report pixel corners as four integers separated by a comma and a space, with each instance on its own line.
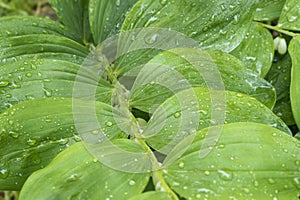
257, 22, 297, 37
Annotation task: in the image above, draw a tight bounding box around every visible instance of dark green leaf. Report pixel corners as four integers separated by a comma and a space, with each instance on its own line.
254, 0, 285, 21
130, 49, 276, 112
0, 58, 113, 112
289, 36, 300, 129
129, 191, 172, 200
163, 122, 300, 199
0, 98, 126, 190
122, 0, 258, 52
266, 53, 295, 125
278, 0, 300, 31
19, 141, 150, 200
89, 0, 137, 45
231, 22, 274, 77
48, 0, 92, 43
0, 34, 89, 65
0, 16, 77, 41
143, 87, 291, 152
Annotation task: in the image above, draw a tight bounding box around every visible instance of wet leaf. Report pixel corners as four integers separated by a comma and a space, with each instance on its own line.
289, 36, 300, 129
19, 141, 150, 200
130, 48, 276, 112
0, 58, 113, 112
122, 0, 258, 52
89, 0, 137, 45
163, 122, 300, 199
265, 53, 295, 125
48, 0, 92, 43
278, 0, 300, 31
0, 98, 126, 190
143, 87, 291, 153
254, 0, 285, 21
231, 22, 274, 77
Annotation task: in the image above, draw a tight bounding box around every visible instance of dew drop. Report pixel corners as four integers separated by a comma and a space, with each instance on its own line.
129, 180, 136, 186
159, 0, 167, 5
27, 138, 37, 146
25, 73, 32, 78
268, 178, 276, 184
178, 161, 185, 169
174, 112, 181, 118
8, 131, 19, 138
0, 80, 9, 87
217, 169, 233, 181
105, 121, 113, 127
292, 177, 300, 188
66, 174, 79, 182
204, 170, 210, 176
144, 33, 159, 45
0, 168, 9, 179
115, 0, 120, 6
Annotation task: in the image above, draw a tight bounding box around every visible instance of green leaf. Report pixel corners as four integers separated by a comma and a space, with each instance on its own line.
278, 0, 300, 31
19, 141, 150, 200
130, 48, 276, 112
48, 0, 92, 43
254, 0, 285, 21
0, 34, 89, 65
231, 22, 274, 77
0, 58, 113, 112
143, 87, 291, 152
163, 122, 300, 199
129, 191, 172, 200
89, 0, 137, 45
0, 98, 126, 190
266, 53, 295, 125
289, 36, 300, 129
0, 16, 78, 41
122, 0, 258, 52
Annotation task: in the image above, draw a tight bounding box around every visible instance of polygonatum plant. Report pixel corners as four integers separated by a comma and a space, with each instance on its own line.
0, 0, 300, 199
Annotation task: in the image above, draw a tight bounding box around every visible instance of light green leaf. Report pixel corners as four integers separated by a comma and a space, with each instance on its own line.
0, 98, 126, 190
278, 0, 300, 31
130, 48, 276, 112
289, 36, 300, 129
129, 191, 172, 200
231, 22, 274, 77
0, 58, 113, 112
0, 34, 89, 65
266, 53, 295, 125
19, 141, 150, 200
163, 122, 300, 199
122, 0, 258, 52
48, 0, 91, 43
0, 16, 78, 41
89, 0, 137, 45
143, 87, 291, 152
254, 0, 285, 21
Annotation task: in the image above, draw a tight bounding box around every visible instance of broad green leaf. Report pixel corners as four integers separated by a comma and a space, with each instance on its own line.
231, 22, 274, 77
278, 0, 300, 31
163, 122, 300, 199
143, 87, 291, 152
0, 98, 126, 190
89, 0, 137, 45
130, 49, 276, 112
122, 0, 258, 52
48, 0, 92, 44
19, 141, 150, 200
289, 36, 300, 129
0, 58, 113, 112
0, 34, 89, 65
129, 191, 172, 200
254, 0, 285, 21
0, 16, 77, 41
266, 53, 295, 125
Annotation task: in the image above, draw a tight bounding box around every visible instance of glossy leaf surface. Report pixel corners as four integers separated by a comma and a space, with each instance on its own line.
164, 123, 300, 199
254, 0, 285, 21
278, 0, 300, 31
0, 98, 126, 190
129, 191, 172, 200
19, 141, 150, 200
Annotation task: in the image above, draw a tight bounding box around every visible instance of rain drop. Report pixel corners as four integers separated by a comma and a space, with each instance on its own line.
115, 0, 120, 6
268, 178, 276, 184
128, 180, 136, 186
66, 174, 79, 182
174, 112, 181, 118
0, 168, 9, 179
144, 33, 159, 45
27, 138, 37, 146
217, 169, 233, 181
178, 161, 185, 169
8, 131, 19, 138
105, 121, 113, 127
292, 177, 300, 188
159, 0, 167, 5
0, 80, 9, 87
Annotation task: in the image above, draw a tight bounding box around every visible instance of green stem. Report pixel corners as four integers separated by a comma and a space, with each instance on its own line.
113, 81, 178, 200
258, 22, 297, 37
